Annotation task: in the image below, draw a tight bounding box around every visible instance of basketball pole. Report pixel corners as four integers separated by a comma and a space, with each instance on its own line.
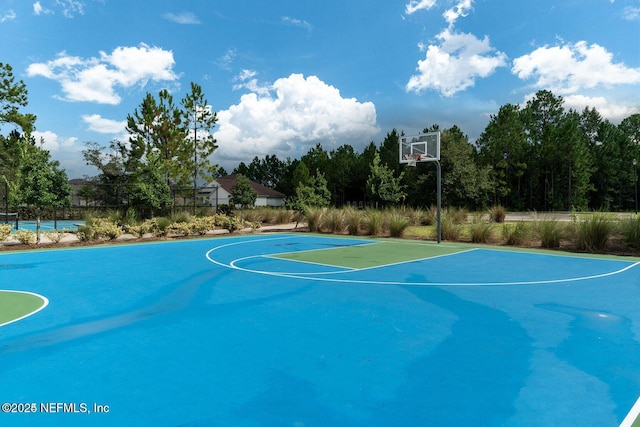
436, 160, 441, 244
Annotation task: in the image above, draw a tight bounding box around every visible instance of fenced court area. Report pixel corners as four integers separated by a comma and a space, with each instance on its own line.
0, 233, 639, 426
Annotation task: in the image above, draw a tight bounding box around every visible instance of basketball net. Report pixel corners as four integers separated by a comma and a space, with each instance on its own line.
405, 153, 422, 167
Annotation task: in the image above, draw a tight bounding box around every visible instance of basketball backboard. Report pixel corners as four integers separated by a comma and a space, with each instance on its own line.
399, 132, 440, 164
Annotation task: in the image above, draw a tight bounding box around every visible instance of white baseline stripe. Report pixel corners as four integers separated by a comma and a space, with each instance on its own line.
620, 396, 640, 427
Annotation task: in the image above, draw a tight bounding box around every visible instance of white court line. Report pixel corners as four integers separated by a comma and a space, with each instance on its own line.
620, 396, 640, 427
0, 290, 49, 328
205, 236, 640, 286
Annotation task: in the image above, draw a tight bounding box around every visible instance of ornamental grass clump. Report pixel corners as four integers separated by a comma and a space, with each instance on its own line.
323, 208, 346, 234
388, 211, 410, 238
502, 221, 530, 246
344, 207, 362, 236
575, 213, 615, 252
304, 207, 325, 233
620, 216, 640, 250
441, 215, 462, 241
536, 218, 565, 249
469, 216, 493, 243
489, 205, 506, 223
363, 209, 385, 236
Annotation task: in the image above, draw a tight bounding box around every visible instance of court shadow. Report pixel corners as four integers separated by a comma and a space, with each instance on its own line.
371, 284, 533, 426
539, 303, 640, 422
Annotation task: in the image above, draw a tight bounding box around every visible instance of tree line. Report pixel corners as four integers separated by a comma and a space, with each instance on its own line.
234, 90, 640, 212
2, 57, 640, 217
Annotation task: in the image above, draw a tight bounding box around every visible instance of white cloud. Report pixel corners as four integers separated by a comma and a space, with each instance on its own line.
212, 74, 380, 164
406, 29, 508, 96
405, 0, 437, 15
163, 12, 201, 25
282, 16, 312, 31
443, 0, 473, 27
54, 0, 85, 18
232, 69, 270, 96
32, 130, 77, 152
82, 114, 126, 134
512, 41, 640, 95
27, 43, 178, 104
623, 6, 640, 21
563, 94, 639, 122
0, 9, 16, 23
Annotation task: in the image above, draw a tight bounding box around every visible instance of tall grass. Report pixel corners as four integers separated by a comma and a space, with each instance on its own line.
502, 221, 530, 246
323, 208, 347, 234
469, 216, 493, 243
488, 205, 506, 223
441, 215, 462, 241
575, 213, 615, 252
620, 216, 640, 249
536, 219, 565, 249
388, 211, 411, 238
305, 207, 325, 233
344, 207, 362, 235
363, 209, 385, 236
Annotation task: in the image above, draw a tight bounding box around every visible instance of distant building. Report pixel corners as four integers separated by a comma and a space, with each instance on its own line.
202, 175, 286, 208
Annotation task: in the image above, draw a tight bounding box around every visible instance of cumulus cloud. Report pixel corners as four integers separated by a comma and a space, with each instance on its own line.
163, 12, 201, 25
27, 43, 178, 104
212, 73, 380, 164
563, 94, 639, 123
82, 114, 127, 134
406, 29, 508, 96
512, 41, 640, 94
32, 130, 77, 153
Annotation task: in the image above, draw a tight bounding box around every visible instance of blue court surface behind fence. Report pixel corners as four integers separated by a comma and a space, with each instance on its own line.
0, 234, 639, 426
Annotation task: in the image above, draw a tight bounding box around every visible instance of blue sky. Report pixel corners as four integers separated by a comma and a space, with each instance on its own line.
1, 0, 639, 178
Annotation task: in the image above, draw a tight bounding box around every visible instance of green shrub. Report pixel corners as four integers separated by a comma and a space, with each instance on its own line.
44, 230, 68, 243
620, 216, 640, 249
76, 225, 95, 241
0, 224, 12, 241
388, 212, 410, 238
220, 216, 246, 232
502, 221, 530, 246
16, 229, 36, 244
575, 213, 615, 252
91, 219, 123, 240
124, 207, 140, 226
489, 205, 506, 223
190, 216, 216, 235
166, 222, 191, 236
469, 217, 493, 243
536, 219, 565, 249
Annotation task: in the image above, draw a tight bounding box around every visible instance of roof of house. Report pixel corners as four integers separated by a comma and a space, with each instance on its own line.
214, 175, 286, 198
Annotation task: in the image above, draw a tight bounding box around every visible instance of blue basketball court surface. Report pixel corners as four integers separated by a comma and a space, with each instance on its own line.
0, 233, 639, 426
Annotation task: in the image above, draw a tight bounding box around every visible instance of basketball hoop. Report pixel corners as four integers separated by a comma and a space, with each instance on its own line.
405, 153, 421, 167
